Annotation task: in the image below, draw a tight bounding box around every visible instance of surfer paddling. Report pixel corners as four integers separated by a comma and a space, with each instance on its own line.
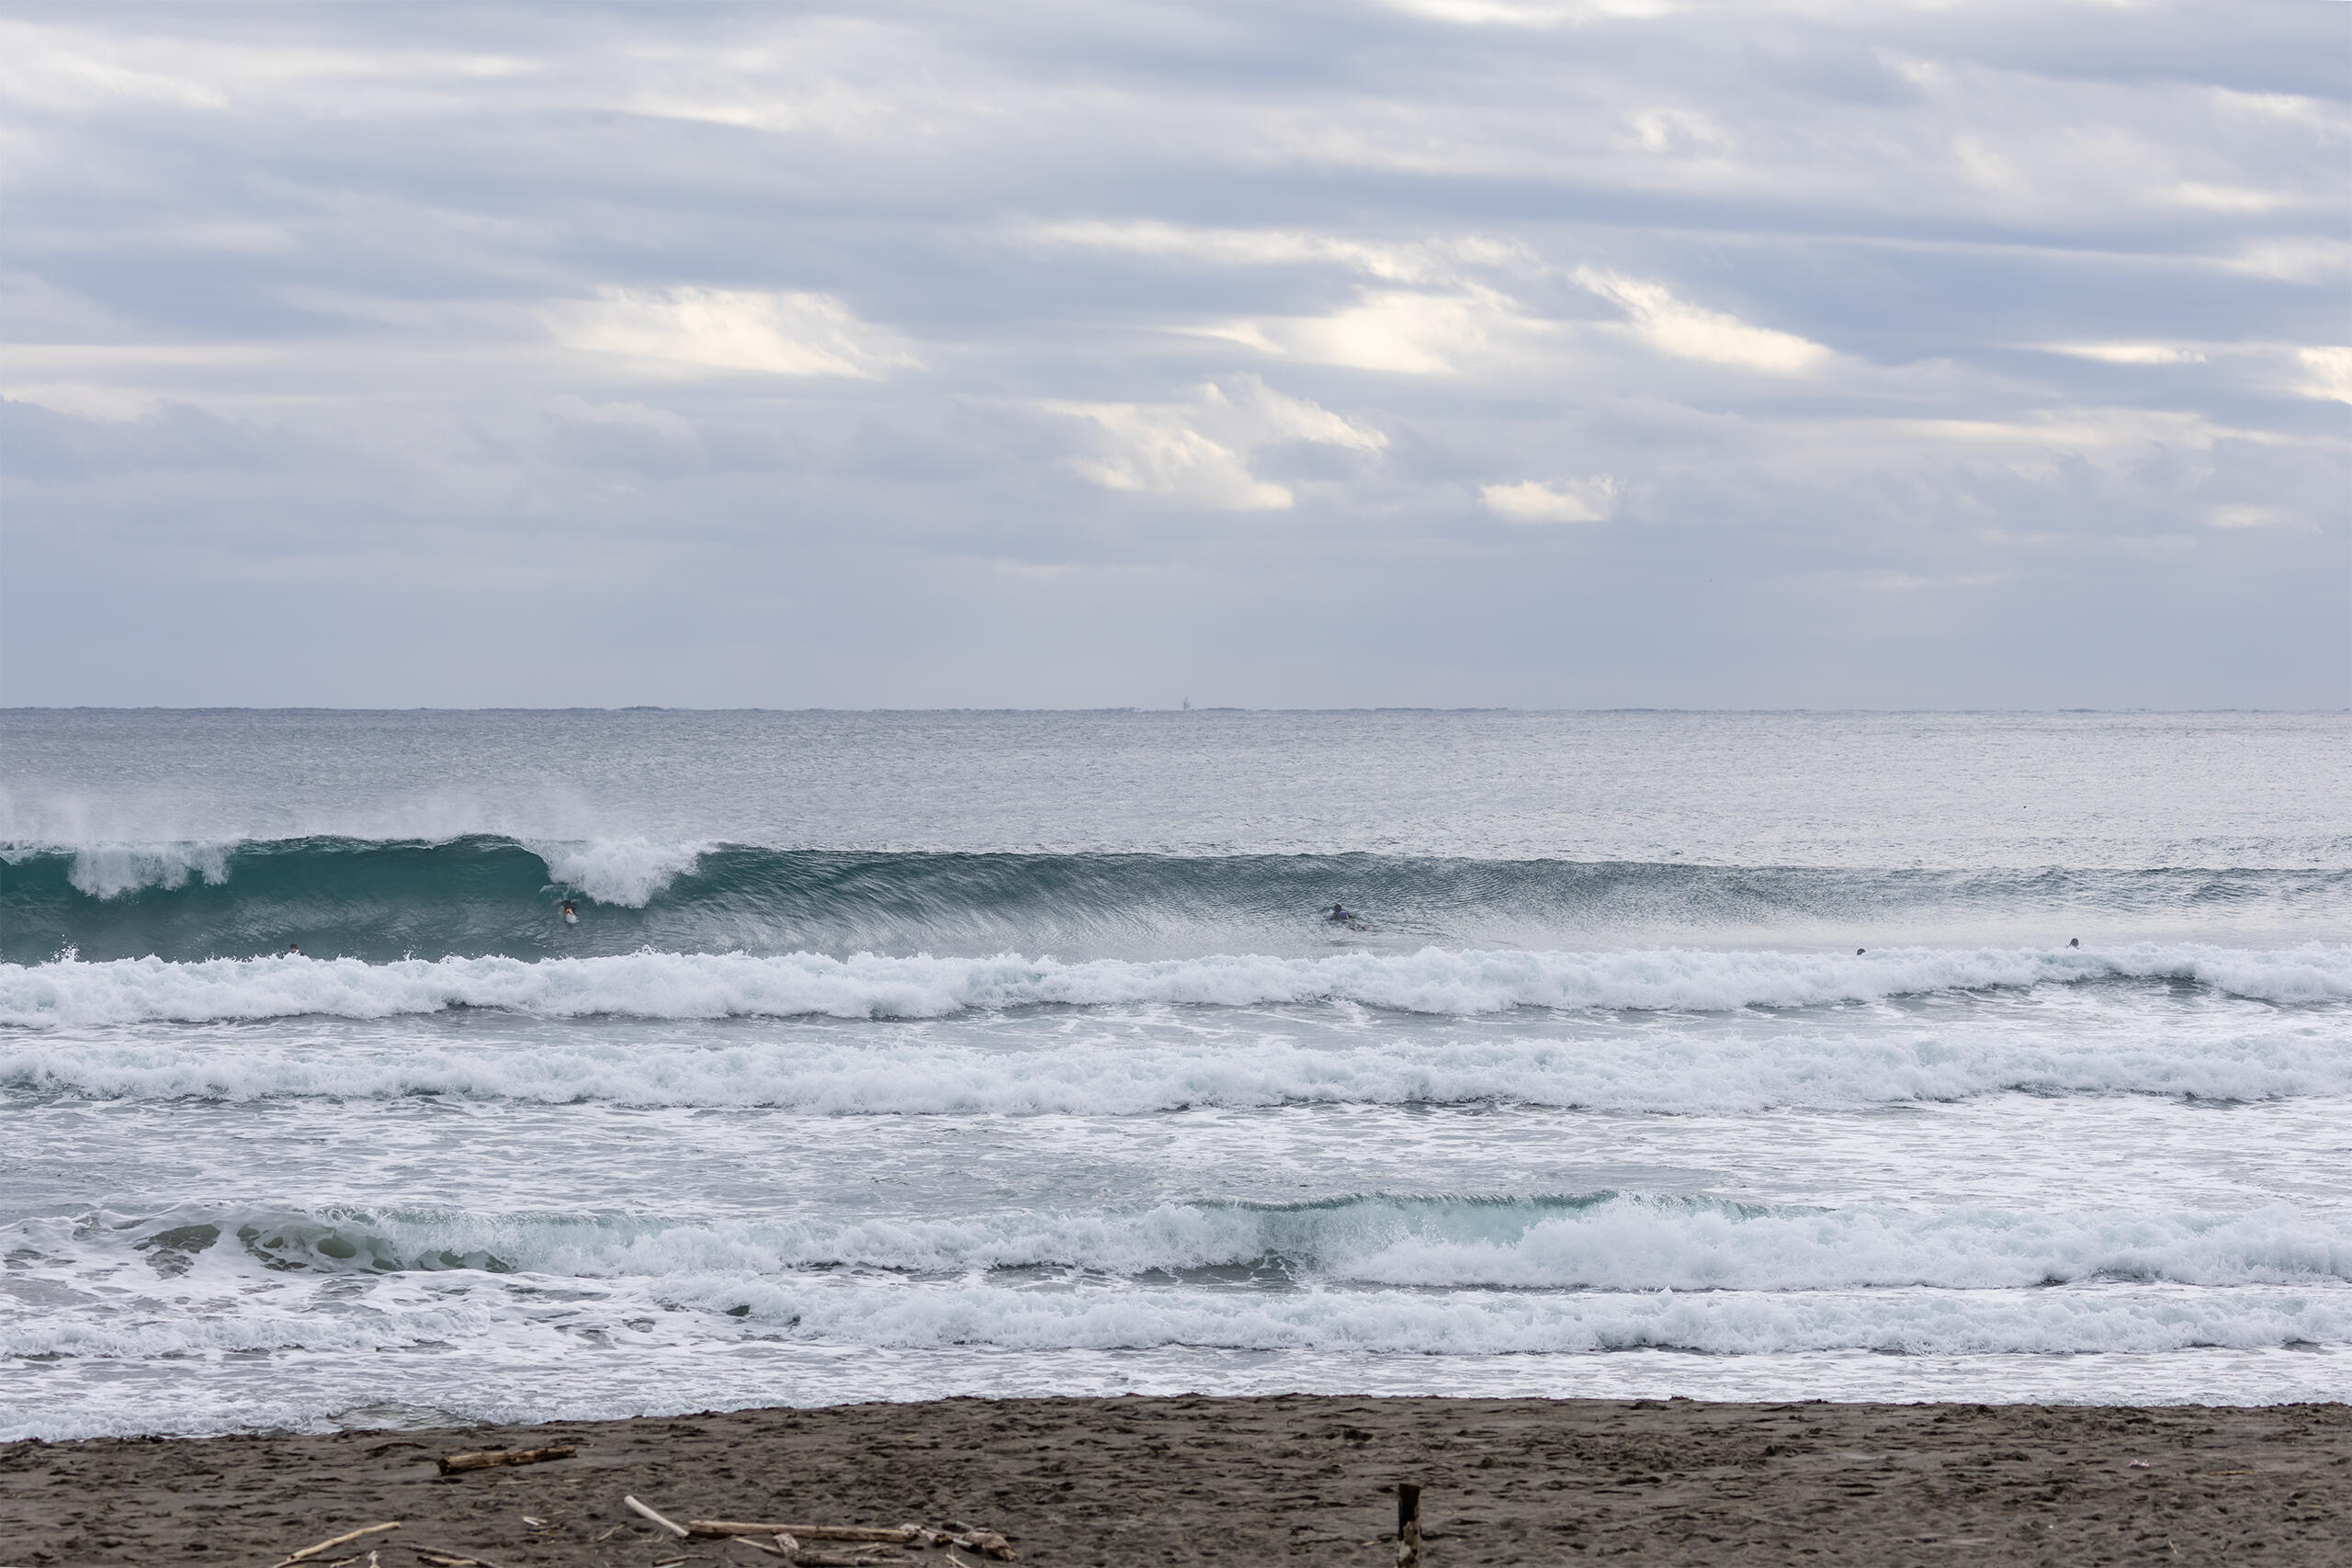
1326, 903, 1368, 931
560, 899, 579, 926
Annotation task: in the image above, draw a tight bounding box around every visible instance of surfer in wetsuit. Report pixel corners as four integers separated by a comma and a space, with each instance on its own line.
1327, 903, 1353, 923
560, 899, 578, 926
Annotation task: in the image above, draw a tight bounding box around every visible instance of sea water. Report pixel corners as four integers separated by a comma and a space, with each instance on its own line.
1, 709, 2346, 1438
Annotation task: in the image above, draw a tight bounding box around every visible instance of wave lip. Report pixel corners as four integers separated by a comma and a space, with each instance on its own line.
520, 838, 708, 908
2, 941, 2347, 1030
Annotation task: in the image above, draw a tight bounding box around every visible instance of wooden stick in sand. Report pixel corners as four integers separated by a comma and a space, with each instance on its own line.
625, 1495, 693, 1538
689, 1521, 920, 1542
270, 1522, 401, 1567
435, 1444, 577, 1474
1396, 1482, 1422, 1568
412, 1548, 514, 1568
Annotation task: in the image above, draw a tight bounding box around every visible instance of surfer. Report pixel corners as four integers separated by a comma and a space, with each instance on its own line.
1327, 903, 1354, 924
2069, 937, 2080, 948
286, 942, 300, 956
560, 899, 579, 926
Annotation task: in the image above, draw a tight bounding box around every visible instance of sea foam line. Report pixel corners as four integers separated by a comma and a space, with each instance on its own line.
6, 1269, 2346, 1364
19, 1196, 2347, 1292
5, 1010, 2347, 1111
2, 942, 2346, 1029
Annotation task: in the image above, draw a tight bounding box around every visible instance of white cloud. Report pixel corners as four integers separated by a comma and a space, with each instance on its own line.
1573, 268, 1828, 374
1021, 220, 1532, 288
1480, 476, 1619, 524
2206, 505, 2293, 531
1044, 375, 1385, 511
2217, 239, 2352, 284
1623, 107, 1731, 154
2166, 183, 2292, 215
1203, 285, 1551, 376
2041, 343, 2208, 366
2296, 347, 2352, 405
555, 288, 913, 378
0, 382, 160, 422
1952, 137, 2025, 195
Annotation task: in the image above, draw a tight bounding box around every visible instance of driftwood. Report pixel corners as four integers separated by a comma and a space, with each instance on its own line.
939, 1523, 1017, 1561
435, 1444, 577, 1474
626, 1495, 694, 1539
412, 1550, 511, 1568
271, 1522, 401, 1567
691, 1521, 920, 1542
684, 1519, 1012, 1561
1396, 1481, 1422, 1568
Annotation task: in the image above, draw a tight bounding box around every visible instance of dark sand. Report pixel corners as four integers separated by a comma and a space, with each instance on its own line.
3, 1397, 2346, 1566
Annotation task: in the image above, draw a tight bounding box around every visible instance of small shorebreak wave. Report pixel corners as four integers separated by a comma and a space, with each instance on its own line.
17, 1193, 2349, 1292
6, 1199, 2347, 1375
6, 836, 2349, 964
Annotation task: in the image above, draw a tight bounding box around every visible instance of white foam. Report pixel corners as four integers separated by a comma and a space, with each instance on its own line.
6, 1203, 2348, 1440
34, 1197, 2343, 1292
3, 941, 2346, 1032
39, 840, 235, 900
6, 997, 2348, 1117
5, 1254, 2343, 1364
524, 838, 708, 907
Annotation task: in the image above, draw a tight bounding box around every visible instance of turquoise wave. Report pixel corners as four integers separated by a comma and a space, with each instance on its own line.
4, 835, 2346, 963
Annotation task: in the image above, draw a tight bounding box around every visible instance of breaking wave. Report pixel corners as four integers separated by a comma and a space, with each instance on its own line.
21, 1195, 2346, 1291
5, 1200, 2346, 1372
2, 941, 2345, 1032
6, 836, 2348, 964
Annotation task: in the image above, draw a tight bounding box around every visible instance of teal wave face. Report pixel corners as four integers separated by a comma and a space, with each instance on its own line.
6, 836, 2348, 964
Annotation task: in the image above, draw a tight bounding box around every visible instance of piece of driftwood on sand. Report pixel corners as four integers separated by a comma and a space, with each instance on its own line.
690, 1521, 918, 1541
435, 1445, 577, 1474
268, 1520, 401, 1567
687, 1518, 1016, 1560
625, 1495, 693, 1538
412, 1546, 514, 1568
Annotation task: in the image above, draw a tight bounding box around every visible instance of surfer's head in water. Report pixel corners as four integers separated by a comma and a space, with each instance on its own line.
2069, 937, 2080, 948
1329, 903, 1350, 920
286, 942, 300, 956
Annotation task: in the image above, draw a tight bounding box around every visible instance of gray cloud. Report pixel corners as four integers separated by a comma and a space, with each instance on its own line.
1, 0, 2344, 706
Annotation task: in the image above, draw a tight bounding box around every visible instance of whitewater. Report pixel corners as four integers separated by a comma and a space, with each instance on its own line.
2, 707, 2347, 1439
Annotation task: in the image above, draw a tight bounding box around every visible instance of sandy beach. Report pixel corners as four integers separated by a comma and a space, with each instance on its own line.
4, 1395, 2345, 1566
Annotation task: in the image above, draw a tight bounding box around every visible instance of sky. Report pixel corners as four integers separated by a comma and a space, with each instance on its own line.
0, 0, 2346, 709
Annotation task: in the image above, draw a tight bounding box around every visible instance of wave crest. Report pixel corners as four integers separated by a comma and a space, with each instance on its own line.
2, 941, 2345, 1031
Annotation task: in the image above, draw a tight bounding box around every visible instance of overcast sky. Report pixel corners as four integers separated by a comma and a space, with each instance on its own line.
1, 0, 2345, 708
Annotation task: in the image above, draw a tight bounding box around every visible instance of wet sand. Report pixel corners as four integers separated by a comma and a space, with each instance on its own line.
3, 1396, 2346, 1566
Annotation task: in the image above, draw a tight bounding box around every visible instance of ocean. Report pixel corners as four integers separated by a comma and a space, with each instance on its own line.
2, 708, 2347, 1440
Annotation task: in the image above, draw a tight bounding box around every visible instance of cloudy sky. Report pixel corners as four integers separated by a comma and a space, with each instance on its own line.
2, 0, 2345, 708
